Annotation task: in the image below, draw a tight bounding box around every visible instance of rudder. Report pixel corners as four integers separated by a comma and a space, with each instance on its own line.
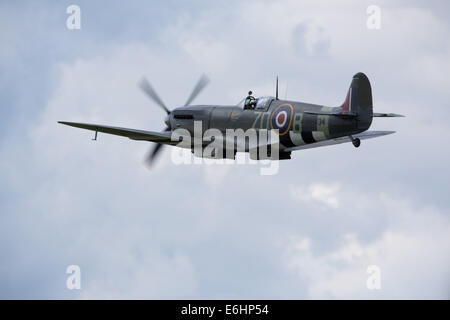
341, 72, 373, 130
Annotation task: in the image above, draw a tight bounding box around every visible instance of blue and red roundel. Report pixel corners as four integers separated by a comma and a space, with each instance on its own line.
270, 104, 293, 135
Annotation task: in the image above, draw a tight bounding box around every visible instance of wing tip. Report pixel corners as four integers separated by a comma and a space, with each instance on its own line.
58, 121, 79, 127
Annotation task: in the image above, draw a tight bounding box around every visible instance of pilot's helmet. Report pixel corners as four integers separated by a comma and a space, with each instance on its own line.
248, 91, 253, 95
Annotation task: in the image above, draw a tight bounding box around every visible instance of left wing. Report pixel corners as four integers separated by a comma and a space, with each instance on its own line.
284, 130, 395, 152
58, 121, 172, 143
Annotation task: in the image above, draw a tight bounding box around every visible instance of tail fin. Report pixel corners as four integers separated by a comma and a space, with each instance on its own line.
341, 72, 373, 129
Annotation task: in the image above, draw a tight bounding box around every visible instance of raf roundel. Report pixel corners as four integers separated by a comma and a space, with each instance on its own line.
276, 111, 287, 127
270, 104, 293, 135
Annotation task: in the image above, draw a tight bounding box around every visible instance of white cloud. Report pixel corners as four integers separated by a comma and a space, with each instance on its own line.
284, 190, 450, 299
291, 182, 341, 209
1, 0, 450, 299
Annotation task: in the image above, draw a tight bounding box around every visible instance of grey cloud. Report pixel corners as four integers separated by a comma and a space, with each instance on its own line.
1, 0, 449, 299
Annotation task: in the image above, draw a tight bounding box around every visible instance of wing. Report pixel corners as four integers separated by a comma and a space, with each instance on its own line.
58, 121, 172, 143
284, 131, 396, 152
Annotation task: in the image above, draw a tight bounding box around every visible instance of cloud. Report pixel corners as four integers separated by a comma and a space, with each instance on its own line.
291, 182, 341, 209
285, 191, 450, 299
1, 0, 450, 299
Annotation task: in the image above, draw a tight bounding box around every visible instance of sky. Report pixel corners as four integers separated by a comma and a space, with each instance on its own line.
0, 0, 449, 299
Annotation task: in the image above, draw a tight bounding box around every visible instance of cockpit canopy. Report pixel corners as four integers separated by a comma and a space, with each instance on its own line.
255, 96, 275, 110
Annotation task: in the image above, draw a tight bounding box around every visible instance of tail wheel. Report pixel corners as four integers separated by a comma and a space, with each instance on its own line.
352, 137, 361, 148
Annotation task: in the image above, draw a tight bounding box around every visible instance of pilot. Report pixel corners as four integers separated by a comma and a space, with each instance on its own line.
244, 91, 256, 110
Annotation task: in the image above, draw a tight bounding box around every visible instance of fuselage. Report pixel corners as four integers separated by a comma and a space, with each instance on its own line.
168, 97, 371, 151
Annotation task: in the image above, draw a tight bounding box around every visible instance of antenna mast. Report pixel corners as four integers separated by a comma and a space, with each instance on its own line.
276, 76, 279, 100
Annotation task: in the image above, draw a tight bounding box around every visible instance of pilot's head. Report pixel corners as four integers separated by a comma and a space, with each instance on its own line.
248, 91, 253, 95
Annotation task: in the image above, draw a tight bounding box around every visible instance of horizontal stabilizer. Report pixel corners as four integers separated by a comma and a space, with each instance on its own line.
373, 112, 405, 117
304, 110, 357, 117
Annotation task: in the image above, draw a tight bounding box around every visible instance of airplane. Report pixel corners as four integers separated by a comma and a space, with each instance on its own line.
58, 72, 404, 166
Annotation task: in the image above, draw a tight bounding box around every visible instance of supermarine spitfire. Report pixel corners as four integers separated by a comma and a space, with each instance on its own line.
59, 72, 403, 166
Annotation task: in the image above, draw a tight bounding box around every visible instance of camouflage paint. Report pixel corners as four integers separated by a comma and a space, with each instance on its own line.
167, 72, 373, 151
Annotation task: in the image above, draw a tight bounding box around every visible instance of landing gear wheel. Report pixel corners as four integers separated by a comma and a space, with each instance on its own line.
352, 137, 361, 148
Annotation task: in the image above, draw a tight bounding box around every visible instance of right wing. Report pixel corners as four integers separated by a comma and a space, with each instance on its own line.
58, 121, 173, 143
284, 130, 396, 152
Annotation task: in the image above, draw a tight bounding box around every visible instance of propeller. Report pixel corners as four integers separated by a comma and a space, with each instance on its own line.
143, 126, 170, 168
138, 77, 171, 115
184, 74, 210, 106
138, 74, 209, 168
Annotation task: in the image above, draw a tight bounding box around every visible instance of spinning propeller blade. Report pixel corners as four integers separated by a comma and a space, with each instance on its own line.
143, 127, 170, 168
184, 74, 210, 106
138, 77, 171, 114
